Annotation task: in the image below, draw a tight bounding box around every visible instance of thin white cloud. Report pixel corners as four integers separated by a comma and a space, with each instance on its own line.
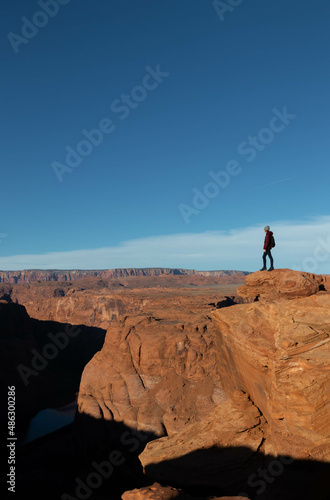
247, 176, 296, 192
0, 216, 330, 273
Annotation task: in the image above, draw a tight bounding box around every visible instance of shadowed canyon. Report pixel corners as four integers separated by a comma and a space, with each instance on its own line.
0, 268, 329, 500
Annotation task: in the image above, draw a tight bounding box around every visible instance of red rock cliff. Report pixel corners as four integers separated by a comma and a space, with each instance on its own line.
211, 269, 330, 460
139, 270, 330, 499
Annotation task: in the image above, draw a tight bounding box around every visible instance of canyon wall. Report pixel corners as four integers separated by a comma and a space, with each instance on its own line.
5, 269, 329, 499
0, 273, 246, 329
0, 300, 105, 439
212, 269, 330, 460
75, 295, 226, 456
138, 270, 330, 499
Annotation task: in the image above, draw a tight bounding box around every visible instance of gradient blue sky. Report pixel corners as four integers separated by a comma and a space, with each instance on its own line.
1, 0, 330, 272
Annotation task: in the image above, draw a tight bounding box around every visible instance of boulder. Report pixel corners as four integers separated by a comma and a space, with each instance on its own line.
122, 482, 249, 499
121, 482, 191, 499
237, 269, 327, 301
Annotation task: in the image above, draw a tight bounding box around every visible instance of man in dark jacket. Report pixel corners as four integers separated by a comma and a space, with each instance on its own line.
260, 225, 274, 271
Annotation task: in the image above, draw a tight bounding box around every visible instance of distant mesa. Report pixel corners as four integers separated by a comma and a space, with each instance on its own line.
0, 268, 250, 284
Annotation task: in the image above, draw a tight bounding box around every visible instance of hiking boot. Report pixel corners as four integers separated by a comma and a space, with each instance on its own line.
259, 267, 267, 271
268, 267, 274, 271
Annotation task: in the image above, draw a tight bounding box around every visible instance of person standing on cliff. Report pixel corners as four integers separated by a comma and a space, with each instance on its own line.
260, 225, 275, 271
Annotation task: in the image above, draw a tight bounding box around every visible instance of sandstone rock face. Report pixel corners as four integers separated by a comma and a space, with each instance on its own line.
137, 270, 330, 499
14, 290, 142, 330
140, 392, 265, 493
77, 309, 225, 444
214, 269, 330, 461
0, 274, 246, 329
237, 268, 328, 301
8, 269, 330, 499
121, 483, 192, 499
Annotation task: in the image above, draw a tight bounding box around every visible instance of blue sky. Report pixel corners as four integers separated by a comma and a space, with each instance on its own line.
1, 0, 330, 272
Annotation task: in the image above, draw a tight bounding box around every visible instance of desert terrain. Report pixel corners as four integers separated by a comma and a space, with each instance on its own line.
0, 268, 329, 500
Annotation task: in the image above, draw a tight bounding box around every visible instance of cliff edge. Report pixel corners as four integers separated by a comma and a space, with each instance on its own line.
139, 269, 330, 499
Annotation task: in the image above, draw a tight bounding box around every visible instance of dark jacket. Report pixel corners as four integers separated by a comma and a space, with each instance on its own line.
264, 230, 273, 250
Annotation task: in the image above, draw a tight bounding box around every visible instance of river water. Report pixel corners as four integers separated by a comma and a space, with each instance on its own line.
23, 400, 77, 444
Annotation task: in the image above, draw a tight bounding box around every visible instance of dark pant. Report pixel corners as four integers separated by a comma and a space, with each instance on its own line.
263, 249, 274, 268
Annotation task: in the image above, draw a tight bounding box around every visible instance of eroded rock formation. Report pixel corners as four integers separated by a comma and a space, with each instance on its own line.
121, 482, 249, 499
76, 308, 225, 451
214, 269, 330, 460
5, 269, 330, 499
0, 273, 247, 329
140, 392, 265, 493
237, 268, 328, 301
137, 270, 330, 499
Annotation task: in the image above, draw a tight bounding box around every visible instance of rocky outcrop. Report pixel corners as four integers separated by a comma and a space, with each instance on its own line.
237, 268, 328, 301
137, 270, 330, 499
140, 392, 265, 493
122, 483, 193, 499
0, 268, 249, 284
213, 269, 330, 461
76, 309, 225, 451
122, 482, 249, 499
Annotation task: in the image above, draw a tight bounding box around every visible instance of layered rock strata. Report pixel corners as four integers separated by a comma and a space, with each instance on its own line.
138, 270, 330, 499
0, 268, 249, 284
221, 269, 330, 459
76, 309, 225, 447
0, 274, 246, 329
